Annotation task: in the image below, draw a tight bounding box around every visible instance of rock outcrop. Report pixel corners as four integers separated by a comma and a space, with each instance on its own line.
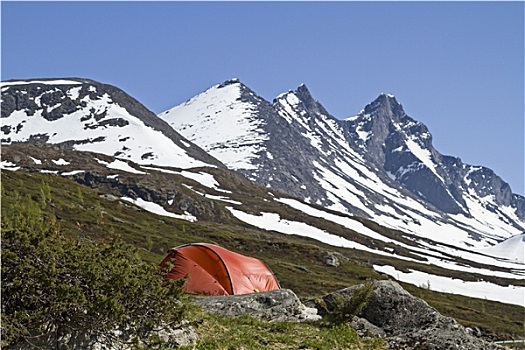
192, 281, 506, 349
321, 280, 505, 350
193, 288, 321, 322
9, 321, 197, 350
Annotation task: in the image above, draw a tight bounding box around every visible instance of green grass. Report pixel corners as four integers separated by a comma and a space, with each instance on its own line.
180, 307, 386, 350
1, 170, 524, 340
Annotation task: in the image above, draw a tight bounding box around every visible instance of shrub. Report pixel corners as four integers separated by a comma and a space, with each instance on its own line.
323, 281, 375, 324
1, 190, 187, 348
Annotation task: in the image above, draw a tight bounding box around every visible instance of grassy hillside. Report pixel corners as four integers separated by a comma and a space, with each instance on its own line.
1, 169, 523, 341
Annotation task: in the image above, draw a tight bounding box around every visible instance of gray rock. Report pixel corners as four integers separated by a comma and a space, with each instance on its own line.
10, 321, 197, 349
154, 321, 198, 348
100, 193, 120, 201
193, 288, 321, 322
322, 280, 505, 350
349, 316, 386, 338
322, 251, 348, 267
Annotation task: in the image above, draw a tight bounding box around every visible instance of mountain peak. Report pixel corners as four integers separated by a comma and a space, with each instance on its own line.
379, 92, 396, 99
363, 93, 406, 121
296, 83, 309, 93
217, 78, 242, 89
375, 93, 401, 107
294, 83, 314, 103
282, 83, 331, 118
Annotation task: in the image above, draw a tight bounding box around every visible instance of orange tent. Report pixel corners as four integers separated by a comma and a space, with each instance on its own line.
159, 243, 280, 296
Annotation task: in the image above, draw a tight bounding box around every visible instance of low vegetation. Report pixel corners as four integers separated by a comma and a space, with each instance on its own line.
1, 179, 187, 348
318, 281, 375, 325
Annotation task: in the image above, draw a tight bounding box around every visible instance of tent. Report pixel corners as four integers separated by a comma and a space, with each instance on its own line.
159, 243, 280, 296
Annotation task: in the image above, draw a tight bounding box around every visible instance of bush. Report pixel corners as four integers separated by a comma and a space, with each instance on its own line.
322, 281, 375, 324
1, 188, 187, 348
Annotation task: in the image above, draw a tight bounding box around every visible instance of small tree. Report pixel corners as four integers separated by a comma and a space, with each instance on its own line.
1, 191, 187, 348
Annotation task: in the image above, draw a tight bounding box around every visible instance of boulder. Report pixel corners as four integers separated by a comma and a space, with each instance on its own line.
193, 288, 321, 322
321, 280, 505, 350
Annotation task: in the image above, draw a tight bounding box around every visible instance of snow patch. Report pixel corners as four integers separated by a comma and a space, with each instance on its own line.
121, 197, 197, 222
174, 171, 220, 189
30, 157, 42, 165
0, 161, 20, 171
374, 265, 523, 306
52, 158, 70, 165
106, 160, 146, 174
67, 86, 82, 100
61, 170, 85, 176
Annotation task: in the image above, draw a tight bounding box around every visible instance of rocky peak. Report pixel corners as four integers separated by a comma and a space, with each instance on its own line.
363, 93, 406, 123
273, 84, 332, 123
294, 83, 314, 105
217, 78, 241, 88
295, 84, 332, 118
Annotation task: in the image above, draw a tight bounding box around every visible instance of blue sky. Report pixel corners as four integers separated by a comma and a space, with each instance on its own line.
2, 1, 523, 195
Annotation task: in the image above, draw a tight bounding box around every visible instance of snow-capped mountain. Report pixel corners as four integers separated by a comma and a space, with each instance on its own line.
160, 79, 525, 251
0, 78, 222, 169
481, 233, 525, 264
345, 93, 524, 222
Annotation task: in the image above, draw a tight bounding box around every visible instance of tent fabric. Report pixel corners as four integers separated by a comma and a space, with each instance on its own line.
160, 243, 280, 295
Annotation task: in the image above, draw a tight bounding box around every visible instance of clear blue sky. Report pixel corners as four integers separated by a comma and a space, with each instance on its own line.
2, 1, 523, 195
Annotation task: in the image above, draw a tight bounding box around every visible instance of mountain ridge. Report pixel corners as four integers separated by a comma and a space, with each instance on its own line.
160, 78, 525, 246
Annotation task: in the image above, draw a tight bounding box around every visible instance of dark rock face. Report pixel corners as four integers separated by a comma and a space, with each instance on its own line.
193, 289, 320, 322
347, 95, 465, 214
321, 281, 505, 350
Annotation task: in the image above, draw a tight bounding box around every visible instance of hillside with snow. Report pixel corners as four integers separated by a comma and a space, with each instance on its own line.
1, 77, 523, 307
1, 79, 221, 169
